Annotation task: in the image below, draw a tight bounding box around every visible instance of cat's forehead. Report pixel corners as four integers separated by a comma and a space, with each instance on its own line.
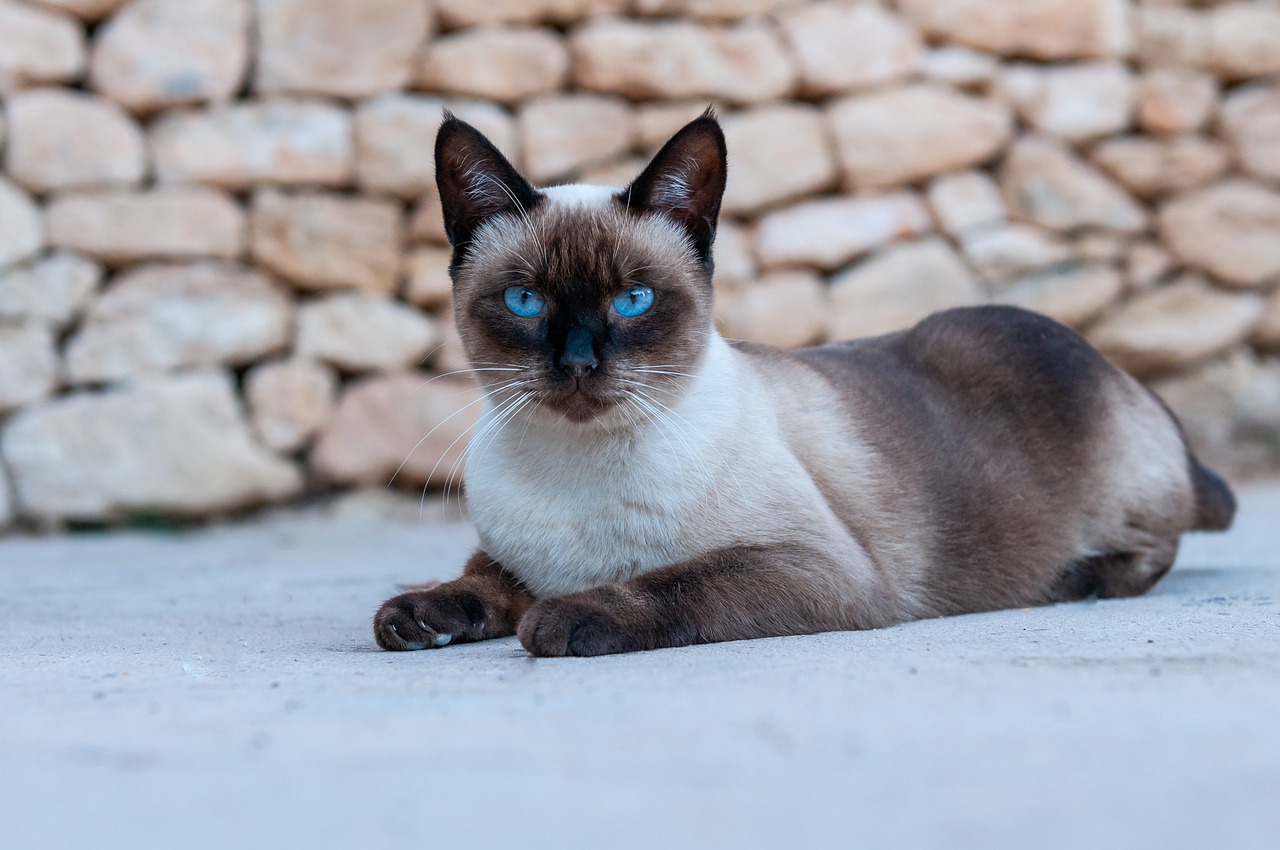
464, 186, 700, 293
542, 183, 619, 210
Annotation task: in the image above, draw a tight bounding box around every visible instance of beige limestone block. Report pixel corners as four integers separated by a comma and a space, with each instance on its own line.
920, 46, 1000, 89
711, 221, 756, 289
255, 0, 431, 98
0, 253, 102, 327
828, 239, 982, 340
1091, 135, 1229, 200
0, 370, 302, 520
0, 323, 57, 412
829, 85, 1013, 190
577, 157, 646, 188
27, 1, 125, 20
404, 247, 454, 309
408, 185, 449, 247
632, 0, 798, 20
755, 193, 932, 272
250, 191, 402, 294
432, 317, 469, 375
635, 101, 713, 153
1206, 2, 1280, 81
0, 178, 44, 272
992, 264, 1123, 329
0, 1, 86, 90
1255, 289, 1280, 351
295, 293, 440, 373
926, 171, 1007, 239
46, 187, 244, 266
897, 0, 1132, 61
89, 0, 249, 114
1071, 231, 1128, 266
355, 94, 444, 198
570, 19, 796, 105
416, 27, 569, 105
721, 104, 836, 216
716, 270, 826, 350
1137, 68, 1217, 135
1220, 85, 1280, 185
997, 62, 1134, 142
355, 96, 517, 198
436, 0, 625, 28
1158, 181, 1280, 289
1151, 351, 1280, 479
1089, 275, 1263, 376
310, 371, 484, 489
1134, 6, 1208, 69
150, 99, 353, 189
960, 224, 1073, 287
3, 89, 145, 192
1125, 241, 1176, 292
1001, 135, 1149, 233
778, 2, 923, 96
244, 358, 337, 452
63, 262, 292, 384
518, 95, 634, 185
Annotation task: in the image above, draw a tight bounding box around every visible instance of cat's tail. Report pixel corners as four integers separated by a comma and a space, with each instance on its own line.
1190, 458, 1236, 532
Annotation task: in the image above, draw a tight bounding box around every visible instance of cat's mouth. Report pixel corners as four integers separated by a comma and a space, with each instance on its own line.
524, 371, 634, 425
541, 380, 621, 424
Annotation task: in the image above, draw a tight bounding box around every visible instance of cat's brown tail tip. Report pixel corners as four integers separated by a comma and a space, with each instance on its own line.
1192, 460, 1236, 532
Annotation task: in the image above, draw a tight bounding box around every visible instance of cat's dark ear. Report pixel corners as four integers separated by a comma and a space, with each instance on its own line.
618, 108, 727, 264
435, 113, 541, 255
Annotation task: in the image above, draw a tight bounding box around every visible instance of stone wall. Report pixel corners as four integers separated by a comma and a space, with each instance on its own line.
1, 0, 1279, 529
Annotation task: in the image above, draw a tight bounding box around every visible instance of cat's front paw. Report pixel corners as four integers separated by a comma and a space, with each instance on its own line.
373, 587, 485, 651
517, 596, 642, 657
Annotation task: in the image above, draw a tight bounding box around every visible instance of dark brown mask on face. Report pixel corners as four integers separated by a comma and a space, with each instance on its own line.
435, 110, 728, 425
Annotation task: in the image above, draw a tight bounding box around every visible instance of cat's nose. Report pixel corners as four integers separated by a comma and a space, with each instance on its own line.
558, 327, 599, 379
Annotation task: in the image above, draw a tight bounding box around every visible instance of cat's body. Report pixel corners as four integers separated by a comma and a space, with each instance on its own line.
373, 112, 1234, 656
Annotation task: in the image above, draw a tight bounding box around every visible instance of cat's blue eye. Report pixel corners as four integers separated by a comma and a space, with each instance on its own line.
503, 286, 545, 318
613, 286, 655, 318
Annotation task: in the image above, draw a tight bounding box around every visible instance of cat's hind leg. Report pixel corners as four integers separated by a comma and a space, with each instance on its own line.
1046, 537, 1180, 604
373, 551, 533, 650
1092, 538, 1180, 599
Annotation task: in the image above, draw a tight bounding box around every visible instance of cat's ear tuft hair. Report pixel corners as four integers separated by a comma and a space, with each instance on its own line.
435, 113, 541, 257
618, 108, 727, 265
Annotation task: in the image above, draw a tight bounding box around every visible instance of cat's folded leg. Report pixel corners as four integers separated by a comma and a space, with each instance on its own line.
517, 544, 866, 657
373, 551, 534, 651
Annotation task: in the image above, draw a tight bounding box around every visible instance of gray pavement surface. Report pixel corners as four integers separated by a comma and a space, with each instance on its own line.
1, 484, 1278, 850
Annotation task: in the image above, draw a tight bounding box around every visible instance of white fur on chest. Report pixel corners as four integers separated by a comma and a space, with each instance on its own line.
463, 336, 802, 596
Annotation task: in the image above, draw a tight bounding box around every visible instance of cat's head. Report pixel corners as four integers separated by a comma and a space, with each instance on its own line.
436, 110, 727, 427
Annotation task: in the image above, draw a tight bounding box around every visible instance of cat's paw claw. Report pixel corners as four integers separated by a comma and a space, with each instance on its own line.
373, 588, 479, 651
517, 598, 638, 657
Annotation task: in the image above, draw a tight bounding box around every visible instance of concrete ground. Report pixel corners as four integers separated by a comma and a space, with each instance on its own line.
1, 485, 1277, 850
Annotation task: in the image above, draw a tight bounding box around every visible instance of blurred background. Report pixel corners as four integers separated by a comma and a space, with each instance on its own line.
0, 0, 1278, 532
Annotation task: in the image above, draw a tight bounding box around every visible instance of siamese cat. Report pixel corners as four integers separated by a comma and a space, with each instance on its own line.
373, 110, 1235, 657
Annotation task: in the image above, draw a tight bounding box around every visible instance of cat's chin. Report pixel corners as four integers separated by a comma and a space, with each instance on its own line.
533, 388, 632, 429
546, 394, 618, 425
